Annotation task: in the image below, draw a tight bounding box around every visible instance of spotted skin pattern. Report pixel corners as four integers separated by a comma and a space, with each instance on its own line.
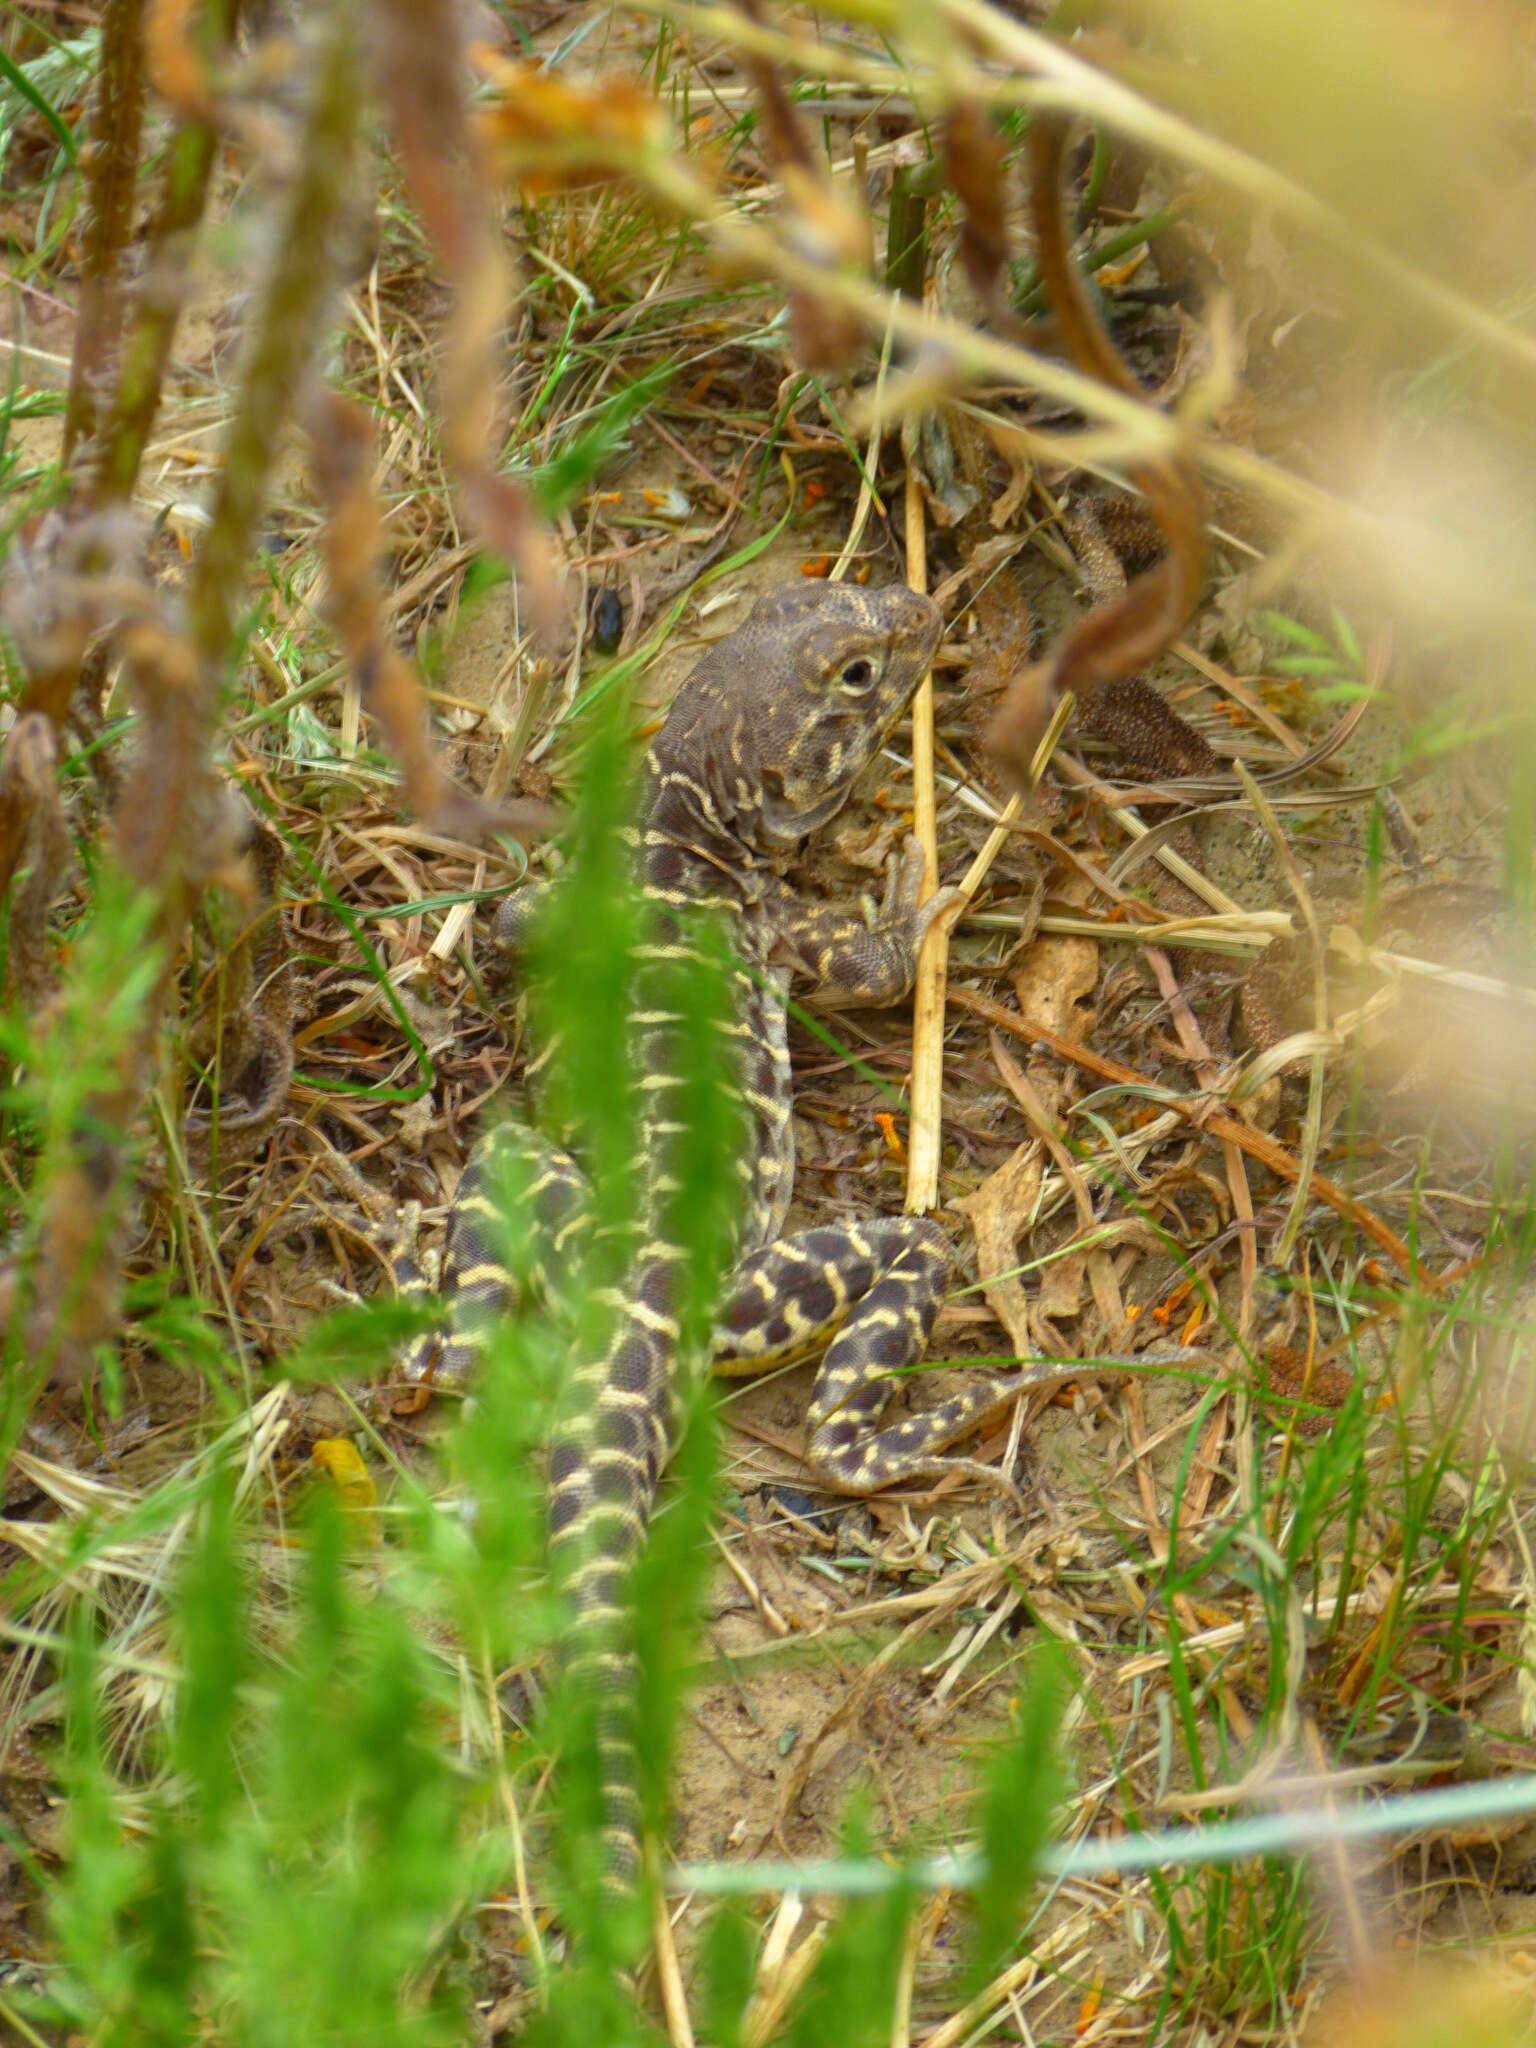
398, 581, 1045, 1886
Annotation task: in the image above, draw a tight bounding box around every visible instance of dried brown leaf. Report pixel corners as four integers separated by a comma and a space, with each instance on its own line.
1012, 930, 1098, 1042
728, 0, 868, 369
1035, 1247, 1085, 1328
734, 2, 819, 182
953, 1143, 1043, 1360
777, 165, 870, 370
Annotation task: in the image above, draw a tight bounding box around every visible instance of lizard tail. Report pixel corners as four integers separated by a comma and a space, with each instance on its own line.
547, 1266, 678, 1892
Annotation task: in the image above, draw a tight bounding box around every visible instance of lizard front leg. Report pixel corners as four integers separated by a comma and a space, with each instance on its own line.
768, 834, 961, 1007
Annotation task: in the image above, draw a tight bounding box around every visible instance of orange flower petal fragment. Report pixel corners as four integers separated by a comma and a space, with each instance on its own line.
1179, 1301, 1205, 1344
800, 557, 831, 578
874, 1112, 906, 1160
1075, 1976, 1104, 2034
1154, 1276, 1195, 1326
1094, 248, 1147, 289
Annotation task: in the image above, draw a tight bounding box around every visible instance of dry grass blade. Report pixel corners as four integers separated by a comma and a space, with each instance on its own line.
1233, 757, 1325, 1264
950, 983, 1421, 1277
903, 469, 944, 1216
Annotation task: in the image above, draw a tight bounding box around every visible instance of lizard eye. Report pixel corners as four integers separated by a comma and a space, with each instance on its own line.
839, 658, 875, 690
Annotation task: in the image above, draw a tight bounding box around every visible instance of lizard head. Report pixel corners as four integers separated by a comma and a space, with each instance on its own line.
645, 579, 942, 857
728, 580, 941, 844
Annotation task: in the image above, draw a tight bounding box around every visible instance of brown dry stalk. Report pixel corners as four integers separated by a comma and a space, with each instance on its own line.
733, 0, 869, 369
0, 715, 70, 1015
20, 1, 366, 1382
307, 400, 555, 839
99, 0, 240, 503
310, 392, 496, 836
0, 710, 53, 918
186, 8, 360, 674
986, 113, 1207, 784
944, 101, 1009, 304
375, 1, 563, 628
62, 0, 146, 470
734, 0, 821, 180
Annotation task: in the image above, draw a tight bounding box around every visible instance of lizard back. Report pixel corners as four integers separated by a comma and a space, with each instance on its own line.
539, 579, 943, 1883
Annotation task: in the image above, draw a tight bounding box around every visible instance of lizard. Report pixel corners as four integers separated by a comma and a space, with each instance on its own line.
395, 578, 1063, 1892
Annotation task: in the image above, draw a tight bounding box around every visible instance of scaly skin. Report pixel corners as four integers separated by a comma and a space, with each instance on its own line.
401, 581, 1050, 1888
